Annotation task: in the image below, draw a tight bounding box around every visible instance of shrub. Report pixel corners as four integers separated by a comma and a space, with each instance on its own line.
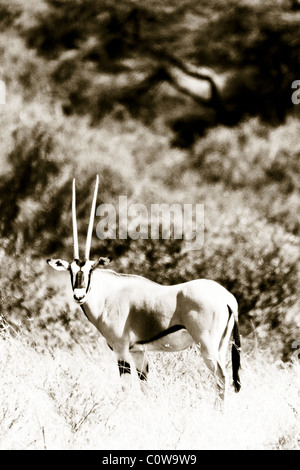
0, 113, 137, 257
0, 2, 21, 30
191, 118, 300, 238
192, 118, 300, 191
0, 251, 101, 349
0, 123, 59, 252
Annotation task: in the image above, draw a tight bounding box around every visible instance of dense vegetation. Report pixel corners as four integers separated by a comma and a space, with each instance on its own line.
0, 0, 299, 449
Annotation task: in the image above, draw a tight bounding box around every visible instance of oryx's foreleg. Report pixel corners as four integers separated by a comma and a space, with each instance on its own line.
114, 345, 133, 390
131, 351, 149, 382
117, 359, 131, 377
117, 359, 132, 391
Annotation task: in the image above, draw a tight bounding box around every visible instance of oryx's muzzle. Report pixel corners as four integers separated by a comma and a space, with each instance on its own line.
73, 288, 86, 303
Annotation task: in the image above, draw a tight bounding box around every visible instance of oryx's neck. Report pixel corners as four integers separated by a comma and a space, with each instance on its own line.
80, 270, 125, 319
82, 270, 112, 314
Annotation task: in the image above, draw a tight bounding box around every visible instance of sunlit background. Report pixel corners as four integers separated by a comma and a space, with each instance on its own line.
0, 0, 299, 449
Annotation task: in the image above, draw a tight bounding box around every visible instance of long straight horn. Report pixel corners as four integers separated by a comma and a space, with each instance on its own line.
72, 178, 79, 260
85, 175, 99, 260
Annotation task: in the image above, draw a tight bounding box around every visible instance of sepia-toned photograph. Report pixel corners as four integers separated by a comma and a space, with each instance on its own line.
0, 0, 299, 451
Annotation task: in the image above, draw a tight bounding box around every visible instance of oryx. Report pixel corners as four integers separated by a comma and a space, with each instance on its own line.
47, 176, 241, 401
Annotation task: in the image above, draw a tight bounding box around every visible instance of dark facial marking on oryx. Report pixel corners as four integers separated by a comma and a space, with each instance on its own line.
74, 269, 84, 288
69, 260, 94, 303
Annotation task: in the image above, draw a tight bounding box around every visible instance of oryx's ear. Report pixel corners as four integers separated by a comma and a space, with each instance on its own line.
47, 259, 70, 271
92, 256, 112, 269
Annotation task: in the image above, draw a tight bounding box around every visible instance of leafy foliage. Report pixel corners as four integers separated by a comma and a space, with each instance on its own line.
0, 2, 21, 29
21, 0, 300, 129
0, 0, 299, 362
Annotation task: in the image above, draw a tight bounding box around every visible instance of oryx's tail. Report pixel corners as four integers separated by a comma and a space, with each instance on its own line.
228, 305, 241, 393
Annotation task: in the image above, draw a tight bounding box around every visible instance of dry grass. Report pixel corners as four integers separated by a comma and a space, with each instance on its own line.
0, 322, 299, 450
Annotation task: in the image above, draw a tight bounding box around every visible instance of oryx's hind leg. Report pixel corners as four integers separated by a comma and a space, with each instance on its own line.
186, 307, 233, 408
200, 344, 226, 403
218, 309, 235, 392
189, 329, 227, 405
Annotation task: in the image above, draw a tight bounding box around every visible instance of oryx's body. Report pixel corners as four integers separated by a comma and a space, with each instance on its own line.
79, 268, 240, 395
47, 176, 241, 402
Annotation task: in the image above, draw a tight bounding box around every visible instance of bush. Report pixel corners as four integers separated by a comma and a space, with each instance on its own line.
0, 123, 59, 253
0, 113, 137, 257
194, 3, 300, 122
190, 118, 300, 240
0, 2, 21, 29
192, 118, 300, 192
0, 252, 100, 349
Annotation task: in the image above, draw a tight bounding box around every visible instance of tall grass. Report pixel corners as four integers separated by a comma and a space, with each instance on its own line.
0, 320, 299, 450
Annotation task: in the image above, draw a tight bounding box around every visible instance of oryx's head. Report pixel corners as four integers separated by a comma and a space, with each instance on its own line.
47, 176, 111, 304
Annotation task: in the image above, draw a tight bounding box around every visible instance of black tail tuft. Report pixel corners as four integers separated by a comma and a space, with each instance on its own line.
232, 320, 241, 393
